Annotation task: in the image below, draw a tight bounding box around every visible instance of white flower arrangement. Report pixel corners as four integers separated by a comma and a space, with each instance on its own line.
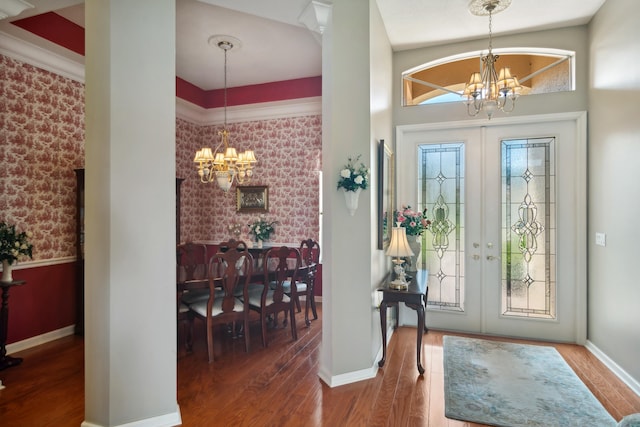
248, 215, 279, 242
337, 155, 369, 192
0, 221, 33, 264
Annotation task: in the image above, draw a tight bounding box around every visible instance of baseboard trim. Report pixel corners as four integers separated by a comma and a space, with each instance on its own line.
585, 340, 640, 396
317, 328, 389, 388
6, 325, 75, 355
81, 406, 181, 427
318, 362, 378, 388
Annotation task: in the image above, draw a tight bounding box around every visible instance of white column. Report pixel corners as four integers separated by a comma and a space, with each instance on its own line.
84, 1, 179, 425
319, 0, 377, 385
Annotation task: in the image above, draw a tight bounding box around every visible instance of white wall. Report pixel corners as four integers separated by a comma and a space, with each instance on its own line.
587, 0, 640, 386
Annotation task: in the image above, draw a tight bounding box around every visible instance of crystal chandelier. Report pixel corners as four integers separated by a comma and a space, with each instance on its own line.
463, 0, 522, 119
194, 38, 257, 191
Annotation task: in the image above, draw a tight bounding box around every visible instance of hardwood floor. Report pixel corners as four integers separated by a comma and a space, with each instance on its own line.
1, 304, 639, 426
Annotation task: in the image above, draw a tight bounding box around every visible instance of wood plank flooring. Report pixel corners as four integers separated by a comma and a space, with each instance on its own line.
1, 304, 639, 426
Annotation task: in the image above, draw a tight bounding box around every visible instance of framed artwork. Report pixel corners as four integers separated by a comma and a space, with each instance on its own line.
236, 185, 269, 213
378, 140, 394, 250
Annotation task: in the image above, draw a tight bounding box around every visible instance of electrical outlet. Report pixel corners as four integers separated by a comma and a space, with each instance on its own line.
595, 232, 606, 247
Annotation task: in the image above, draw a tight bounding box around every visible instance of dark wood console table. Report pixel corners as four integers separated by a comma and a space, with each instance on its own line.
377, 270, 428, 374
0, 279, 26, 371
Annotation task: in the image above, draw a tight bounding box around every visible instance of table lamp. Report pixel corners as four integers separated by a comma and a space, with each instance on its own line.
385, 223, 414, 290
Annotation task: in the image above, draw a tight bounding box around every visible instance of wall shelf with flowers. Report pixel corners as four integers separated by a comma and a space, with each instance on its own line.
337, 155, 370, 216
393, 205, 431, 271
0, 221, 33, 282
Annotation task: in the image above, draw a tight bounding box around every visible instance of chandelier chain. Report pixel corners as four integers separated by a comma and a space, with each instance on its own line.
488, 9, 493, 53
223, 45, 228, 126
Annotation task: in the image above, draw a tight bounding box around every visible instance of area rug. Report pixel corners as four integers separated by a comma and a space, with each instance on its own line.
443, 335, 617, 427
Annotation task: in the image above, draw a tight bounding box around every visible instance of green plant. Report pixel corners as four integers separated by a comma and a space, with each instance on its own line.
337, 155, 369, 192
0, 221, 33, 264
248, 215, 279, 242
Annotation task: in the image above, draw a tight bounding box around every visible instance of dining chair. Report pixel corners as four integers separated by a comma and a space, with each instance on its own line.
274, 239, 320, 327
217, 239, 262, 297
298, 239, 320, 326
188, 249, 254, 363
247, 246, 300, 347
176, 242, 210, 350
218, 238, 249, 253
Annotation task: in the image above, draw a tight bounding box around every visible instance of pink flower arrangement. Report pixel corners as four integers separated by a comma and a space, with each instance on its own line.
394, 205, 431, 236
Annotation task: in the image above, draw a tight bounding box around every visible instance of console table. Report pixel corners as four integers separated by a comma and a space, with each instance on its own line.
0, 279, 26, 371
377, 270, 428, 374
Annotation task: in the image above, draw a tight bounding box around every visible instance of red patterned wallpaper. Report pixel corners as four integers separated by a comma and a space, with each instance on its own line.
2, 53, 321, 262
176, 116, 322, 245
0, 55, 85, 261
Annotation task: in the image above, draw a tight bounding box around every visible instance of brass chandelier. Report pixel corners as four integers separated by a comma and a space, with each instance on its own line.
194, 37, 257, 191
463, 0, 522, 119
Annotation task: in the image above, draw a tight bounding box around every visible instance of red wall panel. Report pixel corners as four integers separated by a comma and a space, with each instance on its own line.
6, 263, 76, 344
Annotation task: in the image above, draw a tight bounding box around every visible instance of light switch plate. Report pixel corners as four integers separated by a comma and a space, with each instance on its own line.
595, 232, 606, 247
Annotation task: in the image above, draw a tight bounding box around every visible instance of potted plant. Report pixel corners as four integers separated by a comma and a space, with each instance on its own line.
248, 215, 279, 248
394, 206, 431, 271
0, 221, 33, 282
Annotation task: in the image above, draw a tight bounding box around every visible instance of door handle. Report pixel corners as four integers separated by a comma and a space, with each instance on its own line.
486, 255, 500, 261
472, 254, 480, 260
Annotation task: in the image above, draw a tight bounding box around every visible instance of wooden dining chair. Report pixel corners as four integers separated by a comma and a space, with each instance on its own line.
217, 239, 263, 297
275, 239, 320, 327
188, 249, 254, 363
218, 238, 248, 253
246, 246, 300, 347
176, 242, 209, 350
298, 239, 320, 326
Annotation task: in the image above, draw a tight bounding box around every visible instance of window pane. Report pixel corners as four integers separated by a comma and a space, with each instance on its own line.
501, 138, 556, 319
418, 143, 464, 312
404, 50, 574, 106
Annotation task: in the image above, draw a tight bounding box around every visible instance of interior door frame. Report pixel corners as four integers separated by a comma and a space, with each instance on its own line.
395, 112, 587, 344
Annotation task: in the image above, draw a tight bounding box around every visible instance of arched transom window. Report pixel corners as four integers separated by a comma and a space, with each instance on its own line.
403, 48, 575, 106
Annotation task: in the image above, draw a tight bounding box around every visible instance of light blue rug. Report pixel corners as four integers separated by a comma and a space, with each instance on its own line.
443, 335, 617, 427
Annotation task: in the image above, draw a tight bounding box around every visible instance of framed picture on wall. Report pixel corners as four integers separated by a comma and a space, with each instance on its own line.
237, 185, 269, 213
378, 140, 394, 250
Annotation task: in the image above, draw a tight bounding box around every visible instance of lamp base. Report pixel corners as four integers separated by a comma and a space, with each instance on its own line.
389, 279, 408, 290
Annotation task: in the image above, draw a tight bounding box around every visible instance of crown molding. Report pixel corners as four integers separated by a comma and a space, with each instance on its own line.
0, 31, 84, 82
1, 31, 322, 124
298, 0, 332, 44
0, 0, 33, 20
176, 96, 322, 125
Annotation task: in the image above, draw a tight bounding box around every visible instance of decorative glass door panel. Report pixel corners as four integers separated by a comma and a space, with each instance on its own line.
418, 143, 464, 313
502, 138, 556, 319
396, 115, 585, 343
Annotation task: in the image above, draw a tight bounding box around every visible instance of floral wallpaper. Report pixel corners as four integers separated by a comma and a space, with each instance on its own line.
0, 55, 85, 261
1, 53, 321, 262
176, 116, 322, 245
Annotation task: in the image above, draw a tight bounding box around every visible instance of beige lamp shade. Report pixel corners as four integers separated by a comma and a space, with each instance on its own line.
386, 226, 414, 259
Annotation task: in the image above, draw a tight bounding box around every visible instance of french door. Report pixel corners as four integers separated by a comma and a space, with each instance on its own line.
396, 113, 586, 343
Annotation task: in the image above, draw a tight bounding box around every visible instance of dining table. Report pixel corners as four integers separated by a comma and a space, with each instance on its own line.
180, 242, 311, 290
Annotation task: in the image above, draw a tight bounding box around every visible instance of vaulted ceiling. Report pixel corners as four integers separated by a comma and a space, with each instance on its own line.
0, 0, 606, 91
